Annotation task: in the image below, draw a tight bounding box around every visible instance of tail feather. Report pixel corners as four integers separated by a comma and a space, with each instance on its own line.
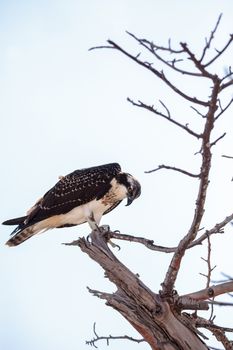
6, 226, 36, 247
2, 216, 27, 226
4, 215, 54, 246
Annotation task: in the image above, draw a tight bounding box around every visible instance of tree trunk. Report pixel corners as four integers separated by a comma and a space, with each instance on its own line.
76, 229, 209, 350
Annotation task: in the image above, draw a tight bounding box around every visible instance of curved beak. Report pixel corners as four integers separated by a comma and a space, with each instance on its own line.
125, 180, 141, 206
126, 195, 134, 206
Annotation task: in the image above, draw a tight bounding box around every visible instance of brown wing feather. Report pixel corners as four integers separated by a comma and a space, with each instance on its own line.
25, 163, 121, 225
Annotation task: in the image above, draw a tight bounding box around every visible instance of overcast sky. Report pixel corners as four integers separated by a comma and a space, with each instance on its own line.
0, 1, 233, 349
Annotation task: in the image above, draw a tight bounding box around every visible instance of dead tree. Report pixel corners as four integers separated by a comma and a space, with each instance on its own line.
68, 15, 233, 350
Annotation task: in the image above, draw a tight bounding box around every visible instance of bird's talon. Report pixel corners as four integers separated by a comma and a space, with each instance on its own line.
113, 229, 121, 234
108, 240, 121, 250
116, 243, 121, 251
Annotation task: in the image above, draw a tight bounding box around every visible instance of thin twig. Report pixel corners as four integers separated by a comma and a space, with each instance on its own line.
221, 66, 233, 83
145, 164, 200, 178
195, 314, 233, 349
210, 133, 226, 147
200, 235, 216, 288
221, 273, 233, 280
86, 322, 144, 348
199, 14, 223, 62
89, 45, 114, 51
161, 76, 221, 295
215, 97, 233, 120
220, 78, 233, 91
222, 155, 233, 159
208, 300, 233, 307
106, 39, 209, 107
190, 105, 206, 118
127, 97, 202, 138
204, 34, 233, 68
126, 31, 203, 77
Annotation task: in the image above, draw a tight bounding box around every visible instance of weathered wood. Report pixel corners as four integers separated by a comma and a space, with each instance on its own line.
73, 18, 233, 349
77, 229, 209, 350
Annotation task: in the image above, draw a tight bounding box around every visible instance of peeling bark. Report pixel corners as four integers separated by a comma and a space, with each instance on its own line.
77, 230, 209, 350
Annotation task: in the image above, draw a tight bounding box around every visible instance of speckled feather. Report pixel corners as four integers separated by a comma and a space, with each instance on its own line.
3, 162, 141, 246
26, 163, 122, 224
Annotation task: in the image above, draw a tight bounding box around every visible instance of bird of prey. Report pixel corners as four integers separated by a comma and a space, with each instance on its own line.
3, 163, 141, 246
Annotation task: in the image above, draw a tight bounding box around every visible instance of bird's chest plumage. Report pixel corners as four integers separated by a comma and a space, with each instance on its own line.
101, 189, 121, 206
89, 181, 127, 222
101, 180, 127, 206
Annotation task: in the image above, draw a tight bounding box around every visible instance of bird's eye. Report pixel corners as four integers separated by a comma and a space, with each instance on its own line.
128, 186, 133, 195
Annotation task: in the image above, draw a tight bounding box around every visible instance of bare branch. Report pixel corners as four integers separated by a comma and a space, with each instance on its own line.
203, 327, 233, 350
199, 14, 223, 62
221, 66, 233, 82
220, 78, 233, 91
85, 18, 233, 350
200, 235, 216, 288
86, 322, 144, 348
145, 164, 200, 178
175, 296, 209, 311
194, 314, 233, 349
222, 154, 233, 159
75, 230, 209, 350
215, 97, 233, 120
203, 323, 233, 333
161, 76, 221, 295
190, 106, 206, 118
208, 300, 233, 307
127, 97, 202, 138
159, 99, 171, 118
106, 39, 209, 107
210, 132, 226, 147
126, 31, 203, 77
203, 34, 233, 68
180, 42, 215, 78
89, 44, 114, 51
220, 273, 233, 281
142, 37, 184, 54
65, 212, 233, 257
107, 219, 225, 252
181, 281, 233, 301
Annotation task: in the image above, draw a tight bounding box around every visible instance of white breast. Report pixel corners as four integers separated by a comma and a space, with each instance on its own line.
57, 178, 127, 226
61, 199, 108, 226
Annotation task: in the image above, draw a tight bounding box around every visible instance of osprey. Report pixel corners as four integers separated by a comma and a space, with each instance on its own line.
3, 163, 141, 246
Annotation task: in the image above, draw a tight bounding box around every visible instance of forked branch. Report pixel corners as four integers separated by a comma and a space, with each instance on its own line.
127, 97, 202, 138
86, 322, 144, 348
199, 13, 222, 62
162, 76, 221, 294
76, 229, 209, 350
81, 14, 233, 350
65, 212, 233, 254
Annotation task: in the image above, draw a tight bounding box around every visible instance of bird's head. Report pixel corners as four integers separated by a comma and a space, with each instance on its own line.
116, 173, 141, 206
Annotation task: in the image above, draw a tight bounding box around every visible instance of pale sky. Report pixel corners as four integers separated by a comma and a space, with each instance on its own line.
0, 1, 233, 349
